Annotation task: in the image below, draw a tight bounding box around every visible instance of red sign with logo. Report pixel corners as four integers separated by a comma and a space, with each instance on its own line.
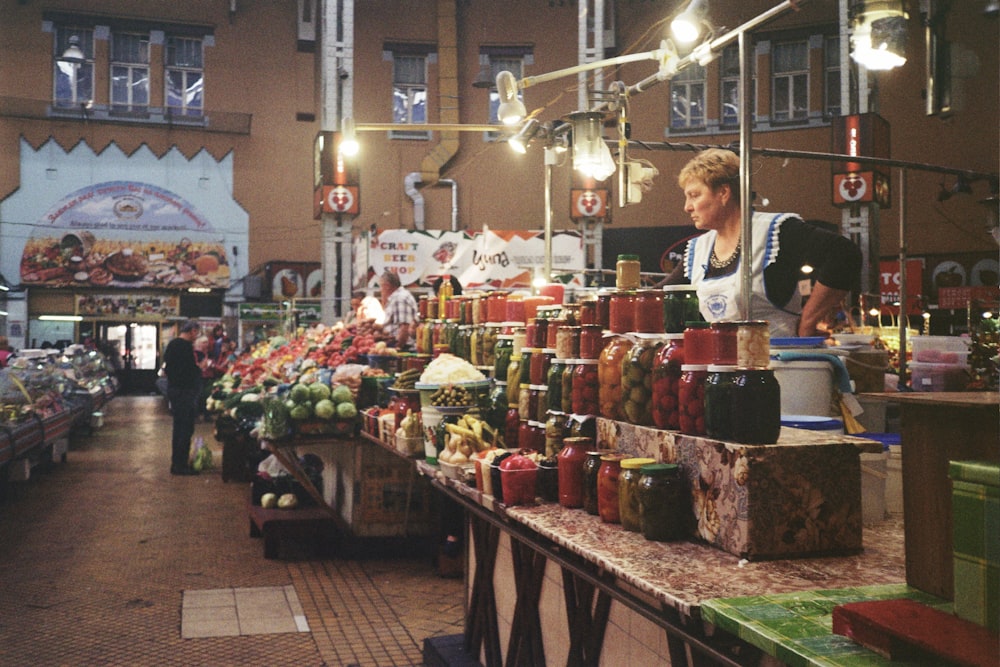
570, 189, 608, 220
833, 171, 891, 208
879, 259, 924, 314
322, 185, 360, 215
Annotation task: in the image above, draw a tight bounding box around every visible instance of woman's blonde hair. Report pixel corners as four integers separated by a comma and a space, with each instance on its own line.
677, 148, 740, 201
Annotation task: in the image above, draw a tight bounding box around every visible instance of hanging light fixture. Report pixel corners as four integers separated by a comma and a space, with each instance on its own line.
850, 0, 909, 71
671, 0, 709, 45
567, 111, 615, 182
61, 35, 85, 63
495, 71, 527, 126
508, 118, 542, 154
472, 61, 493, 88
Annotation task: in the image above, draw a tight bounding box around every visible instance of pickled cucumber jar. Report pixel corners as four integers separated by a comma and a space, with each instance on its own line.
703, 365, 738, 441
469, 324, 484, 366
547, 359, 567, 412
730, 368, 781, 444
662, 286, 701, 334
519, 347, 536, 387
582, 451, 604, 515
571, 359, 600, 416
560, 360, 576, 413
487, 381, 509, 431
678, 364, 708, 436
544, 411, 570, 457
482, 323, 501, 368
505, 356, 522, 405
638, 463, 690, 541
619, 457, 656, 532
620, 333, 666, 426
598, 335, 631, 420
456, 325, 473, 360
494, 334, 514, 380
444, 319, 459, 354
651, 334, 685, 430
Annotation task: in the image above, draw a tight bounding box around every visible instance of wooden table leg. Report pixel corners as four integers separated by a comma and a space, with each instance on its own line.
465, 513, 502, 667
561, 566, 611, 667
506, 539, 547, 667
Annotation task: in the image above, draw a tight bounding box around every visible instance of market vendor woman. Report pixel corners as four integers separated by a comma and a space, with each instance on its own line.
665, 148, 861, 337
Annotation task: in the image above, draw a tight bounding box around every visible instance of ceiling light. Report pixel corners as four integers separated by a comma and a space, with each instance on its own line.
496, 71, 527, 126
567, 111, 616, 182
39, 315, 83, 322
850, 1, 908, 71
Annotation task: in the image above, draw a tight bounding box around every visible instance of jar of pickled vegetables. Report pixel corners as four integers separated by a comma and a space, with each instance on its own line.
556, 325, 580, 360
710, 321, 739, 365
546, 318, 564, 349
619, 457, 656, 532
730, 368, 781, 444
456, 325, 472, 359
662, 286, 701, 334
579, 324, 604, 360
557, 437, 593, 508
518, 384, 533, 421
651, 334, 685, 429
596, 290, 612, 330
547, 359, 567, 412
571, 359, 600, 416
598, 335, 631, 420
511, 327, 528, 357
533, 385, 549, 423
678, 364, 708, 436
469, 324, 484, 365
504, 406, 520, 449
736, 320, 770, 369
597, 454, 626, 523
608, 290, 636, 334
519, 348, 536, 386
683, 322, 713, 365
560, 360, 576, 413
482, 323, 500, 367
704, 365, 738, 441
579, 298, 597, 326
519, 420, 545, 453
638, 463, 690, 541
568, 413, 597, 440
494, 334, 513, 380
487, 381, 509, 431
544, 411, 570, 457
582, 451, 604, 515
506, 357, 522, 405
620, 333, 666, 426
530, 348, 554, 386
634, 290, 665, 333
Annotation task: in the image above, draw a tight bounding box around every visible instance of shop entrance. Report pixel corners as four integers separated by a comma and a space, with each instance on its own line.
101, 323, 160, 395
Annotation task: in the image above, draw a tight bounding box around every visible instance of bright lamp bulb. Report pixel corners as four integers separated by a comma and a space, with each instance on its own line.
851, 4, 908, 71
496, 71, 527, 125
671, 0, 707, 45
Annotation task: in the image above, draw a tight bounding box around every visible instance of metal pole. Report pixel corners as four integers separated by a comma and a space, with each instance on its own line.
898, 168, 908, 388
738, 30, 754, 318
543, 148, 555, 283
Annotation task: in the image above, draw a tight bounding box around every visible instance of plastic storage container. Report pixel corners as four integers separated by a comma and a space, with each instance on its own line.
909, 361, 970, 391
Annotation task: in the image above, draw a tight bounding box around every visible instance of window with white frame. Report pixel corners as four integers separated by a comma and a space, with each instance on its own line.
824, 35, 842, 118
110, 32, 149, 113
165, 36, 204, 116
771, 40, 808, 122
719, 44, 756, 128
392, 54, 428, 139
53, 27, 94, 108
670, 62, 705, 131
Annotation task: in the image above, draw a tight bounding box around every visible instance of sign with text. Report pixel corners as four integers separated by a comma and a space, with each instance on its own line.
879, 258, 924, 314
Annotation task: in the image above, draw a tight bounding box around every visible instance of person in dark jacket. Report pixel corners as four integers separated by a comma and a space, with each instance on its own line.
163, 321, 202, 475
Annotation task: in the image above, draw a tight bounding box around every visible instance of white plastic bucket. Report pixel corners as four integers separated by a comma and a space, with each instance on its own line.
421, 406, 445, 464
770, 359, 837, 417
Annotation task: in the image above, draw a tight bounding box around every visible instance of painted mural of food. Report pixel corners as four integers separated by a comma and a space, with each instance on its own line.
432, 241, 456, 265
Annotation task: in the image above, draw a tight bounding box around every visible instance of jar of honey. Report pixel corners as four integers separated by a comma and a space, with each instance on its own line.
616, 254, 641, 290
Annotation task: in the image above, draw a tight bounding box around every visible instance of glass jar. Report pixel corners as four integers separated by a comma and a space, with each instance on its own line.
537, 457, 559, 503
582, 451, 604, 515
596, 290, 612, 330
730, 368, 781, 444
560, 360, 576, 414
662, 285, 701, 334
506, 298, 526, 324
457, 325, 473, 360
638, 463, 690, 541
482, 323, 500, 368
415, 321, 429, 355
487, 381, 509, 431
547, 359, 567, 412
532, 318, 549, 349
736, 320, 771, 369
518, 384, 533, 422
506, 356, 522, 405
683, 322, 713, 365
519, 348, 536, 386
557, 436, 592, 508
487, 292, 508, 323
423, 295, 437, 320
634, 290, 665, 334
518, 420, 539, 453
534, 385, 549, 423
598, 335, 631, 420
504, 406, 520, 449
597, 454, 626, 523
556, 325, 580, 360
544, 411, 570, 457
619, 457, 656, 532
525, 320, 538, 351
703, 365, 738, 441
652, 334, 685, 430
530, 348, 554, 386
469, 324, 484, 366
494, 334, 514, 380
620, 333, 665, 426
678, 364, 708, 436
571, 359, 600, 416
608, 290, 636, 334
616, 254, 641, 290
528, 420, 547, 452
579, 298, 597, 326
710, 321, 739, 365
579, 324, 604, 360
568, 414, 597, 440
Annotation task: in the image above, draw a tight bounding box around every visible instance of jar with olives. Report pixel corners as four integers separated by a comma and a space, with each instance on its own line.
703, 365, 738, 441
651, 334, 685, 430
598, 335, 631, 420
571, 359, 600, 416
619, 457, 656, 532
620, 333, 666, 426
678, 364, 708, 436
638, 463, 690, 541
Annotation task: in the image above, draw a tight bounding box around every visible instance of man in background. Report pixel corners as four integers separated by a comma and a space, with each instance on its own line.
162, 321, 201, 476
379, 270, 418, 350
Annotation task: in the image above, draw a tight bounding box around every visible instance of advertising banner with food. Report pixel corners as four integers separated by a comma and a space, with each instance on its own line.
355, 228, 585, 289
75, 293, 179, 319
20, 181, 230, 290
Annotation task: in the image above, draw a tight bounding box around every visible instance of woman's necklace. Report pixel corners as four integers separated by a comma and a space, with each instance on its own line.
709, 237, 741, 270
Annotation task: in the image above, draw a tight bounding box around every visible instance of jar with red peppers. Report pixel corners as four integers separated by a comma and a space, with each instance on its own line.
598, 335, 631, 420
557, 436, 592, 508
683, 322, 713, 365
651, 334, 685, 430
620, 333, 666, 426
597, 454, 626, 523
579, 298, 597, 326
678, 364, 708, 436
710, 321, 739, 365
634, 290, 665, 333
571, 359, 600, 416
504, 406, 520, 449
579, 324, 604, 360
560, 360, 576, 413
608, 290, 636, 334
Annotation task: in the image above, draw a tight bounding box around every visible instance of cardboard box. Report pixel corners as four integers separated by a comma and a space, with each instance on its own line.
949, 460, 999, 632
597, 419, 880, 560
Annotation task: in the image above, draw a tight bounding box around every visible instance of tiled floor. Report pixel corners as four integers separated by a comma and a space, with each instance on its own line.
0, 395, 465, 666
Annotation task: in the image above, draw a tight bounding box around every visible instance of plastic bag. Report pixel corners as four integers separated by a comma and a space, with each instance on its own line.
189, 436, 213, 472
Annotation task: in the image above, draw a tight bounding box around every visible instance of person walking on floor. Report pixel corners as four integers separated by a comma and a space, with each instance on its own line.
163, 320, 202, 475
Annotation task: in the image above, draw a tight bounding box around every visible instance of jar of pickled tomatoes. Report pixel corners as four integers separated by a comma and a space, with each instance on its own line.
651, 334, 685, 430
608, 290, 636, 334
597, 454, 626, 523
683, 322, 713, 365
634, 290, 665, 333
579, 324, 604, 360
677, 364, 708, 436
571, 359, 600, 416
